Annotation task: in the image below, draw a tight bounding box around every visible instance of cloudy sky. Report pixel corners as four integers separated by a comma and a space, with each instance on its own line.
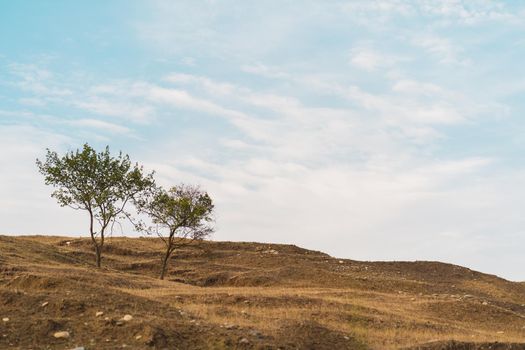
2, 1, 525, 280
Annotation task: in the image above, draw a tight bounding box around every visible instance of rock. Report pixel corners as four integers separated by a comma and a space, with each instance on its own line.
95, 311, 104, 317
53, 331, 70, 339
249, 330, 262, 338
482, 301, 489, 305
497, 331, 504, 334
135, 335, 142, 340
41, 301, 49, 307
239, 338, 250, 344
225, 324, 237, 330
116, 321, 124, 326
2, 318, 8, 322
121, 314, 133, 322
338, 260, 344, 264
70, 347, 85, 350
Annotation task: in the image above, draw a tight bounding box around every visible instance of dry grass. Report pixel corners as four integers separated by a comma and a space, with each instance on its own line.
1, 235, 525, 349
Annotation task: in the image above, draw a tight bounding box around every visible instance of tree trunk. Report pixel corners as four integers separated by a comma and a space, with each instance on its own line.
159, 247, 172, 280
95, 244, 102, 268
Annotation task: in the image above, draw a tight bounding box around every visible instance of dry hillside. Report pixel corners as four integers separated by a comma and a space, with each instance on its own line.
1, 235, 525, 349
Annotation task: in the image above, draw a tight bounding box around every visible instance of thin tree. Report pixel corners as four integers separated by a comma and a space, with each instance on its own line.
36, 143, 155, 268
136, 184, 214, 280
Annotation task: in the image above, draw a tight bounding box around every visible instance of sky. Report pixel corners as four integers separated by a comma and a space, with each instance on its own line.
1, 1, 525, 280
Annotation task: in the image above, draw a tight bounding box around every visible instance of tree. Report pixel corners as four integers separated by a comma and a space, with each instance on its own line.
136, 184, 214, 280
36, 143, 155, 268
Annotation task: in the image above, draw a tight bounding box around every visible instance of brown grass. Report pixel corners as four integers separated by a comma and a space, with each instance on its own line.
1, 235, 525, 349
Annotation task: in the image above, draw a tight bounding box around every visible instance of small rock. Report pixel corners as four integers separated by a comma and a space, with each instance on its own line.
96, 311, 104, 317
2, 318, 8, 322
497, 331, 504, 334
104, 317, 110, 321
482, 301, 488, 305
135, 335, 142, 340
225, 324, 237, 330
249, 330, 262, 338
338, 260, 344, 264
70, 347, 85, 350
121, 314, 133, 322
239, 338, 250, 344
41, 302, 49, 307
53, 331, 70, 339
344, 336, 350, 340
116, 321, 124, 326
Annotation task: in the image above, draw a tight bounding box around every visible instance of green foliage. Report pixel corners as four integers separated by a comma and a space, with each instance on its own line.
36, 143, 155, 266
137, 184, 214, 242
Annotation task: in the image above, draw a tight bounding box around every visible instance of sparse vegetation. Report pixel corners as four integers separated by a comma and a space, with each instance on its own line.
1, 236, 525, 349
36, 144, 155, 267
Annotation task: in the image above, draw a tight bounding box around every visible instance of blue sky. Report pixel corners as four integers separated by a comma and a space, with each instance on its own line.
2, 0, 525, 280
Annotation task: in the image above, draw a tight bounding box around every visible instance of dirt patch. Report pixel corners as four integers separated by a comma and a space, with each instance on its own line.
277, 321, 368, 349
406, 341, 525, 350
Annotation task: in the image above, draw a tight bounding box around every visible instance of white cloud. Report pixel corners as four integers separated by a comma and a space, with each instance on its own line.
392, 79, 446, 96
74, 98, 155, 124
241, 63, 291, 79
69, 118, 132, 135
349, 48, 384, 71
141, 83, 247, 122
341, 0, 514, 25
412, 35, 469, 65
165, 73, 237, 95
0, 125, 86, 235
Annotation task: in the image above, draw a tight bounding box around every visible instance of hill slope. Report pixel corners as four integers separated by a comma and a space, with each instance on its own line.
1, 235, 525, 349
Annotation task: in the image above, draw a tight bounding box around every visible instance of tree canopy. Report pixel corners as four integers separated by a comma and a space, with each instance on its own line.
36, 143, 155, 267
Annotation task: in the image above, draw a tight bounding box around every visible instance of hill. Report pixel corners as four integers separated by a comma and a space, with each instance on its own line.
1, 235, 525, 349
